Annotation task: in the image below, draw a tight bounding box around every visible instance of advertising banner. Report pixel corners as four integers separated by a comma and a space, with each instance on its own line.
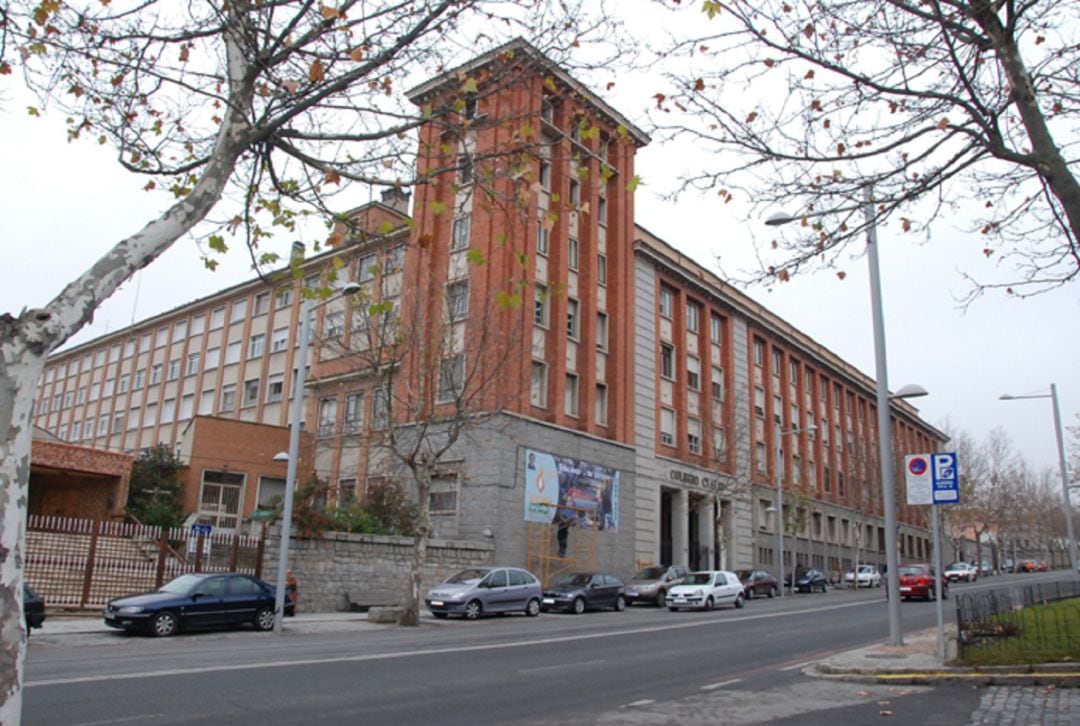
523, 448, 619, 531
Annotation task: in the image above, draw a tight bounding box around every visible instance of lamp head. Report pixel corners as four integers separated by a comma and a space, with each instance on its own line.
340, 281, 362, 297
273, 451, 289, 463
765, 212, 796, 227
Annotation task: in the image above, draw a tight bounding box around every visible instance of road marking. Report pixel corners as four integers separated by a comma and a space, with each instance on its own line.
779, 660, 812, 672
624, 699, 656, 708
24, 599, 881, 688
701, 678, 742, 690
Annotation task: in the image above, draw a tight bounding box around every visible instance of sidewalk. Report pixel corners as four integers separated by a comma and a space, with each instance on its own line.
811, 625, 1080, 687
36, 610, 392, 636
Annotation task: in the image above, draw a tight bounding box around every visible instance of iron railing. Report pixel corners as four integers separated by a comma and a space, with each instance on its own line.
955, 578, 1080, 659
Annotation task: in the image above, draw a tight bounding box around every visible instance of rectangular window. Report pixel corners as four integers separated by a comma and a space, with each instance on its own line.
133, 370, 144, 391
438, 354, 465, 403
595, 384, 608, 425
72, 420, 83, 440
564, 373, 579, 417
155, 327, 169, 348
271, 327, 289, 353
687, 418, 702, 455
243, 379, 259, 408
205, 346, 220, 369
150, 364, 162, 385
754, 339, 764, 367
357, 253, 377, 283
338, 479, 357, 505
659, 287, 674, 318
230, 297, 248, 322
711, 366, 724, 402
534, 284, 550, 327
569, 179, 581, 206
451, 215, 470, 251
249, 333, 266, 358
199, 390, 214, 415
567, 237, 579, 271
225, 341, 241, 364
103, 378, 115, 397
124, 339, 137, 357
598, 196, 608, 226
266, 373, 284, 403
254, 292, 270, 316
109, 413, 122, 434
174, 319, 188, 341
139, 334, 151, 353
98, 414, 110, 436
167, 359, 180, 381
597, 253, 607, 285
712, 427, 727, 460
536, 221, 550, 256
457, 147, 473, 185
687, 356, 701, 390
372, 388, 390, 429
186, 353, 200, 376
754, 387, 765, 419
384, 245, 404, 274
160, 398, 175, 424
756, 441, 767, 473
89, 383, 100, 401
210, 307, 225, 330
191, 315, 205, 335
276, 287, 293, 309
344, 392, 364, 433
539, 157, 551, 189
318, 397, 337, 437
179, 394, 194, 421
530, 362, 548, 407
220, 384, 236, 413
660, 343, 675, 380
596, 312, 609, 351
686, 303, 700, 333
660, 408, 676, 446
324, 312, 344, 340
566, 298, 580, 339
772, 349, 782, 378
447, 281, 469, 322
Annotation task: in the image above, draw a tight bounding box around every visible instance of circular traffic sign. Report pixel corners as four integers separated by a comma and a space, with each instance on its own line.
908, 457, 928, 476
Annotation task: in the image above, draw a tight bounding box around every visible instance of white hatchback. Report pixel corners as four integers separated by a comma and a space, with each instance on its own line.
845, 564, 882, 588
665, 570, 745, 611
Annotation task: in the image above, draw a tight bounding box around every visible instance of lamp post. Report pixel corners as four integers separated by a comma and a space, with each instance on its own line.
271, 253, 361, 634
772, 425, 816, 596
1000, 384, 1078, 574
767, 187, 925, 646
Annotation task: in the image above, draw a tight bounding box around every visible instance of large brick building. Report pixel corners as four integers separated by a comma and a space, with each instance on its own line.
34, 40, 945, 577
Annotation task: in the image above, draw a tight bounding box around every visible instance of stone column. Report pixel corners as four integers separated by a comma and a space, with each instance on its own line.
673, 488, 689, 567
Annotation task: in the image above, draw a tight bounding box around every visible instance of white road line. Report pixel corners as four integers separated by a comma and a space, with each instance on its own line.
701, 678, 742, 690
624, 699, 656, 708
779, 660, 812, 672
25, 599, 880, 688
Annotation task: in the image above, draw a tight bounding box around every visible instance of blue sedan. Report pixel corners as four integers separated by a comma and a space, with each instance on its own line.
104, 573, 290, 636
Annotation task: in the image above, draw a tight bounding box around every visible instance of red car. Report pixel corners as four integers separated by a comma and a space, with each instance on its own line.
896, 563, 948, 601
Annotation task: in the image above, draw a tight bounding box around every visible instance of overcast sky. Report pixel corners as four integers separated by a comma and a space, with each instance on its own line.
1, 23, 1077, 484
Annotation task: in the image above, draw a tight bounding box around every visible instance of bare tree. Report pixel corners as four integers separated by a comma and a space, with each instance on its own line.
0, 1, 618, 717
653, 1, 1080, 300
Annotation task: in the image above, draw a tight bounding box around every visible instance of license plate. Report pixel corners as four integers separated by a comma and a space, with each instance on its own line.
899, 587, 911, 593
543, 598, 555, 605
430, 600, 444, 607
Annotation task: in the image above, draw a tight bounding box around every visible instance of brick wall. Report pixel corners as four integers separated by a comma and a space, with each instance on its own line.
29, 440, 134, 520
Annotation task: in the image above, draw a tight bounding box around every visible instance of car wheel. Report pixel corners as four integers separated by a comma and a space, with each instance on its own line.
821, 582, 828, 593
572, 597, 586, 615
432, 612, 448, 619
745, 587, 753, 600
703, 596, 714, 611
767, 586, 776, 598
150, 611, 179, 637
464, 600, 483, 620
254, 606, 275, 631
942, 587, 949, 601
668, 606, 678, 612
656, 590, 666, 608
614, 595, 626, 612
526, 598, 541, 617
734, 593, 745, 609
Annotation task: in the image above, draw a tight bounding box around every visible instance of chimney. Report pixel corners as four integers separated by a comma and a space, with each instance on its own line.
381, 188, 411, 214
289, 241, 306, 263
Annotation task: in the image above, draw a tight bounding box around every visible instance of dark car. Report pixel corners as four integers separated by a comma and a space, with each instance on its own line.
624, 564, 691, 606
785, 569, 828, 593
24, 584, 46, 633
104, 573, 288, 636
896, 563, 948, 601
737, 569, 779, 599
540, 572, 626, 614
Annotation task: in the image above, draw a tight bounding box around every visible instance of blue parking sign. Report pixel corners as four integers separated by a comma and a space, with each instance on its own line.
931, 452, 959, 504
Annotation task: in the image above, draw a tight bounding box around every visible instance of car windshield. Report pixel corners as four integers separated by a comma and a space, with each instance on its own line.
635, 566, 666, 580
445, 568, 489, 584
899, 566, 925, 576
555, 573, 593, 587
946, 562, 965, 569
160, 574, 205, 594
736, 570, 753, 579
681, 573, 712, 585
858, 566, 874, 573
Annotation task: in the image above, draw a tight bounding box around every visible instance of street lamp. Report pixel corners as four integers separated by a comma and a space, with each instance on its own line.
773, 425, 815, 596
271, 259, 361, 634
767, 186, 918, 645
1000, 384, 1078, 574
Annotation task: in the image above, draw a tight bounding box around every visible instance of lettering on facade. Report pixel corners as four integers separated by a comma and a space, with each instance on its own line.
669, 469, 726, 493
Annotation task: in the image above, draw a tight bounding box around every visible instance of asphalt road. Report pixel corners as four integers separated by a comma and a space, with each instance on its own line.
21, 573, 1048, 725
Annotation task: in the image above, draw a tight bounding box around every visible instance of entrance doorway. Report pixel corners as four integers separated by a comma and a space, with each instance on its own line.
660, 490, 672, 565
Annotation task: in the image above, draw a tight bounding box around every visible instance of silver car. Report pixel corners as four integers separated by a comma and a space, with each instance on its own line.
624, 564, 691, 606
425, 566, 543, 620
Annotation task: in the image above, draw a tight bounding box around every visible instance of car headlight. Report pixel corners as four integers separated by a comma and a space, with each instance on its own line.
691, 589, 703, 597
117, 606, 145, 615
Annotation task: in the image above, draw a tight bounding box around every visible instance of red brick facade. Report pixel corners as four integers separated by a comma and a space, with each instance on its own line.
29, 437, 135, 520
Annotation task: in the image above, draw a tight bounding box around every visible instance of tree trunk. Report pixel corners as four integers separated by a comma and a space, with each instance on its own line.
399, 463, 433, 627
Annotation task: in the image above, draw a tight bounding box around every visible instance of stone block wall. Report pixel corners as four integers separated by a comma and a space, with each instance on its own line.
264, 528, 494, 613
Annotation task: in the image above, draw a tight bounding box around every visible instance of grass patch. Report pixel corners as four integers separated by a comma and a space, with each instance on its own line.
961, 597, 1080, 666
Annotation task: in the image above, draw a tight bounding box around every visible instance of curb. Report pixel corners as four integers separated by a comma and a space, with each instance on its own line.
810, 662, 1080, 687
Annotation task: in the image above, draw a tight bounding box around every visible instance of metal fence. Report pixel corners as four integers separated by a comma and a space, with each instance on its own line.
26, 515, 266, 610
955, 578, 1080, 659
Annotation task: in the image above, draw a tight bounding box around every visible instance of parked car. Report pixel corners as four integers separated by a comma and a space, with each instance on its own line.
844, 565, 882, 588
737, 569, 779, 599
1036, 560, 1049, 572
104, 573, 288, 636
1003, 558, 1016, 573
624, 564, 691, 606
666, 570, 744, 611
24, 584, 46, 634
979, 561, 994, 577
425, 566, 542, 620
944, 562, 978, 583
1017, 559, 1040, 573
786, 569, 829, 593
896, 563, 948, 601
540, 572, 626, 614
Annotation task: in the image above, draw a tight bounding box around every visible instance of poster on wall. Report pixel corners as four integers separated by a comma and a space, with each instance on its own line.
523, 448, 619, 531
